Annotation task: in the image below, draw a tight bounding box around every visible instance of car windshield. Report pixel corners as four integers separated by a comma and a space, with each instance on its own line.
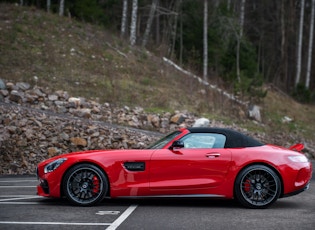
147, 131, 182, 149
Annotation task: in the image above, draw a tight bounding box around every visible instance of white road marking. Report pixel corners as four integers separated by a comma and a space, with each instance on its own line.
0, 178, 137, 228
96, 211, 120, 215
106, 205, 138, 230
0, 186, 36, 188
0, 180, 37, 183
0, 202, 41, 205
0, 195, 39, 197
0, 221, 111, 226
0, 196, 40, 202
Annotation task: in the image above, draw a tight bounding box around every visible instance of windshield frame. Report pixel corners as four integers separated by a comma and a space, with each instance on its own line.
147, 131, 182, 149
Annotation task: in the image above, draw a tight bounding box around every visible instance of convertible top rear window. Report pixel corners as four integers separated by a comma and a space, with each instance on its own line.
187, 127, 263, 148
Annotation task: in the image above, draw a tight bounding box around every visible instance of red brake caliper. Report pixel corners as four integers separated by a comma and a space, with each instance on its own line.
92, 176, 100, 194
244, 179, 251, 192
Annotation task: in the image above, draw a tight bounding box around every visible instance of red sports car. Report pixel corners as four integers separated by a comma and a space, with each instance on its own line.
36, 127, 312, 208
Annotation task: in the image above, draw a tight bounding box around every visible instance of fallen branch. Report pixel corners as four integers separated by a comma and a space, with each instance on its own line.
162, 57, 248, 106
106, 42, 127, 58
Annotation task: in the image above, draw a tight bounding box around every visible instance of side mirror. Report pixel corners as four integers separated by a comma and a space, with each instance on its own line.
170, 140, 184, 150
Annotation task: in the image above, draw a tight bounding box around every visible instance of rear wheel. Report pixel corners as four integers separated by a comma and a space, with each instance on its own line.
63, 164, 108, 206
234, 165, 281, 208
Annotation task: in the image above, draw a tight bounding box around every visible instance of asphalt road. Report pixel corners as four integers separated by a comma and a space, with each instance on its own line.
0, 167, 314, 230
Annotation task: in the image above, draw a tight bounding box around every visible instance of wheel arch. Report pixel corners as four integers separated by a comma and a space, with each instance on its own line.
60, 161, 110, 198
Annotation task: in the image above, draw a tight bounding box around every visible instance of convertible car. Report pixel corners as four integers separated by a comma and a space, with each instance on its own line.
36, 127, 312, 208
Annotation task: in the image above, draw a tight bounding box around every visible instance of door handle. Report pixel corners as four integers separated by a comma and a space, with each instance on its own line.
205, 153, 220, 158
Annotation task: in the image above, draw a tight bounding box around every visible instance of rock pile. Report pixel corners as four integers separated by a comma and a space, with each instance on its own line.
0, 80, 314, 174
0, 80, 199, 174
0, 81, 198, 133
0, 102, 161, 174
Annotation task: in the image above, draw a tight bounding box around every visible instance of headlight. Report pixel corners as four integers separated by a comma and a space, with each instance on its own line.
288, 155, 308, 163
44, 158, 67, 173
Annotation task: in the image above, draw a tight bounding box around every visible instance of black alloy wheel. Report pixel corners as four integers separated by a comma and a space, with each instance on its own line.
234, 165, 281, 208
63, 164, 108, 206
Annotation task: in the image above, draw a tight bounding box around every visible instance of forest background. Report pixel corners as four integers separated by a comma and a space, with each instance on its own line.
1, 0, 315, 149
4, 0, 315, 103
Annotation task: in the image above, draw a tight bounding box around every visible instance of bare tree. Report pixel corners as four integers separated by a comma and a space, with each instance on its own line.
306, 0, 315, 89
239, 0, 246, 37
280, 0, 285, 62
236, 0, 246, 82
142, 0, 159, 47
179, 0, 183, 65
227, 0, 231, 11
130, 0, 138, 46
295, 0, 305, 86
47, 0, 51, 13
121, 0, 128, 38
170, 0, 181, 59
203, 0, 208, 80
155, 0, 160, 44
59, 0, 65, 16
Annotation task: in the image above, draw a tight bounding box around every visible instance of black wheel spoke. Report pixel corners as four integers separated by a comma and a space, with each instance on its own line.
241, 170, 276, 203
236, 165, 280, 208
64, 165, 107, 206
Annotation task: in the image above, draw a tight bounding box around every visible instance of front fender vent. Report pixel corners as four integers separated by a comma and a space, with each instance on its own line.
123, 162, 145, 171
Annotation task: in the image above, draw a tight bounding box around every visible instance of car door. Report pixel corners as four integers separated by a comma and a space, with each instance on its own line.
149, 133, 232, 195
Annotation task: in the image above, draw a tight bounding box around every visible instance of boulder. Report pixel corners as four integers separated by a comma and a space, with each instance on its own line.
0, 79, 6, 90
70, 137, 87, 147
193, 118, 210, 127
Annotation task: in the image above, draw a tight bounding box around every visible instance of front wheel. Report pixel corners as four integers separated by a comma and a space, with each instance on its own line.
234, 165, 281, 208
63, 164, 108, 206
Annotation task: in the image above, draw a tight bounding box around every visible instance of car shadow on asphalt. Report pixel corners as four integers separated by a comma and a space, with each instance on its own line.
37, 196, 240, 208
37, 196, 304, 209
104, 197, 241, 208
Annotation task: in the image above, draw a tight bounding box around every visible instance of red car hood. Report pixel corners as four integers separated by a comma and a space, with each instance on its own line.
39, 149, 150, 166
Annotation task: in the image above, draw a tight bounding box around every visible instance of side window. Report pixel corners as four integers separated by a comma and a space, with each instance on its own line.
180, 133, 226, 149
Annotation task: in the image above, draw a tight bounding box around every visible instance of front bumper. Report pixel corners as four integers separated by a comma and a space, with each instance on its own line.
36, 166, 62, 198
282, 182, 310, 198
37, 179, 50, 196
36, 167, 49, 196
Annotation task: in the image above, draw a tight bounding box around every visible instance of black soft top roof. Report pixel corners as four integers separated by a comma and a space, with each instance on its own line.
187, 127, 263, 148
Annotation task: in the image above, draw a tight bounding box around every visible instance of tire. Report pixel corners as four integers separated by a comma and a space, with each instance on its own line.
234, 165, 281, 209
62, 164, 108, 206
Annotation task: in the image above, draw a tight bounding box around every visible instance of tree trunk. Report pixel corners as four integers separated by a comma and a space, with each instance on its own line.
280, 0, 285, 62
142, 0, 158, 48
239, 0, 246, 37
155, 0, 160, 44
203, 0, 208, 81
306, 0, 315, 89
179, 0, 183, 66
236, 37, 241, 82
121, 0, 128, 38
295, 0, 305, 86
47, 0, 51, 13
59, 0, 65, 16
130, 0, 138, 46
227, 0, 231, 11
237, 0, 246, 82
170, 0, 181, 59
